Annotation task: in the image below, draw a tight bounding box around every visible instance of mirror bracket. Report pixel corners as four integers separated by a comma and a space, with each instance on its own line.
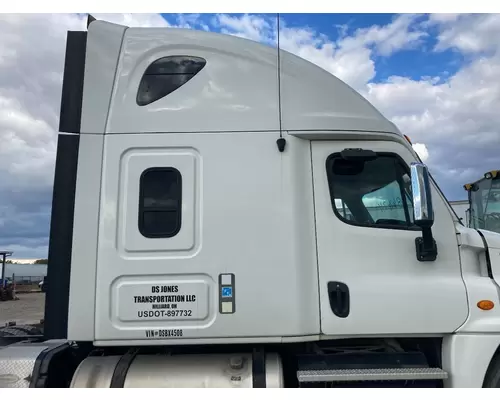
415, 228, 438, 262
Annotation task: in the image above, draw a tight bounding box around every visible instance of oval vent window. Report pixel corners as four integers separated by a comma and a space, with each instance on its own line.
136, 55, 207, 106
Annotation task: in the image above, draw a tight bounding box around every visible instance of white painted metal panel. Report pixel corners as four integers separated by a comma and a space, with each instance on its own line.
94, 133, 320, 343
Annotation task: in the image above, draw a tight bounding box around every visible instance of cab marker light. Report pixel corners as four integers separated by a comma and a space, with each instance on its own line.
477, 300, 494, 311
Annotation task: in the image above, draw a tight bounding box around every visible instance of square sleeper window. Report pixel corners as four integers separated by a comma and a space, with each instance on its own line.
139, 167, 182, 238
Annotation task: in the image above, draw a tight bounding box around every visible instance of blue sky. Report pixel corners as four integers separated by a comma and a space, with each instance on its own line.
1, 13, 499, 258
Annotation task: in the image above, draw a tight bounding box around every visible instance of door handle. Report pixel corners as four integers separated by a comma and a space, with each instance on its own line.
327, 281, 350, 318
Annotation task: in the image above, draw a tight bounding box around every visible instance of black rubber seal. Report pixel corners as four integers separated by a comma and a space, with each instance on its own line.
252, 347, 266, 388
477, 230, 494, 279
110, 348, 139, 388
44, 133, 80, 340
59, 31, 87, 134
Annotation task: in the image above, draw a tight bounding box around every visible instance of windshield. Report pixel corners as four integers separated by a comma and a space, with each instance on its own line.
469, 178, 500, 233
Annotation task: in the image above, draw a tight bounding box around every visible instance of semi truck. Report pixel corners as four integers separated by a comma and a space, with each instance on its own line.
2, 16, 500, 388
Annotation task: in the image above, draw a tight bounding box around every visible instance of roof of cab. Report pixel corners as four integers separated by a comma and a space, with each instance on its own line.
83, 20, 401, 136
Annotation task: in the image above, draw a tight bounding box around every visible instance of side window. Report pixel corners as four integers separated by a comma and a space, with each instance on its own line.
326, 152, 417, 230
136, 56, 206, 106
139, 168, 182, 238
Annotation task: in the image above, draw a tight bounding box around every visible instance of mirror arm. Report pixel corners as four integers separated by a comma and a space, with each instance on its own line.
416, 227, 438, 262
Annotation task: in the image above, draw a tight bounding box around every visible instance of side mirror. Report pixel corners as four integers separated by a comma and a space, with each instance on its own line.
410, 163, 434, 228
410, 162, 438, 262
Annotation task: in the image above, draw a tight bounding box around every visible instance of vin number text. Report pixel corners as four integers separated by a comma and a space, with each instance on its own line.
145, 329, 184, 338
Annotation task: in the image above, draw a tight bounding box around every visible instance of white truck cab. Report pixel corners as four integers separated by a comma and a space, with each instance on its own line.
2, 17, 500, 388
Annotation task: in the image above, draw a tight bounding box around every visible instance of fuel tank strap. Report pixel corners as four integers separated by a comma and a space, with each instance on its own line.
110, 348, 139, 388
252, 348, 267, 388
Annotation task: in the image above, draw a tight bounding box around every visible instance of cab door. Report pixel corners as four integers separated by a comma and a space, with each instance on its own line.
311, 139, 469, 335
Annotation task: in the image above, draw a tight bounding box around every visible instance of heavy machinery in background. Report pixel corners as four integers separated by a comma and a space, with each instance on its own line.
464, 171, 500, 234
3, 16, 500, 388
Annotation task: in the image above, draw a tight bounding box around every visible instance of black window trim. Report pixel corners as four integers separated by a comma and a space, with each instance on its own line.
138, 167, 182, 239
325, 151, 422, 232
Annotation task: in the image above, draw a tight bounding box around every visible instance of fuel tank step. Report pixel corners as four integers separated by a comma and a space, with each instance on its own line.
297, 367, 448, 383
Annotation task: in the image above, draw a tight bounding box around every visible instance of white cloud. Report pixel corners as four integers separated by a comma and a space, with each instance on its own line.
215, 13, 273, 42
427, 14, 461, 24
363, 45, 500, 193
353, 13, 428, 57
412, 143, 429, 162
430, 13, 500, 54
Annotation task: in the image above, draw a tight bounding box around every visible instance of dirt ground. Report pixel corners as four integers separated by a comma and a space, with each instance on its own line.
0, 292, 45, 326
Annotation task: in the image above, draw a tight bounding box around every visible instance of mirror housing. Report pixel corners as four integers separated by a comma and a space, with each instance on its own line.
410, 162, 438, 262
410, 163, 434, 228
